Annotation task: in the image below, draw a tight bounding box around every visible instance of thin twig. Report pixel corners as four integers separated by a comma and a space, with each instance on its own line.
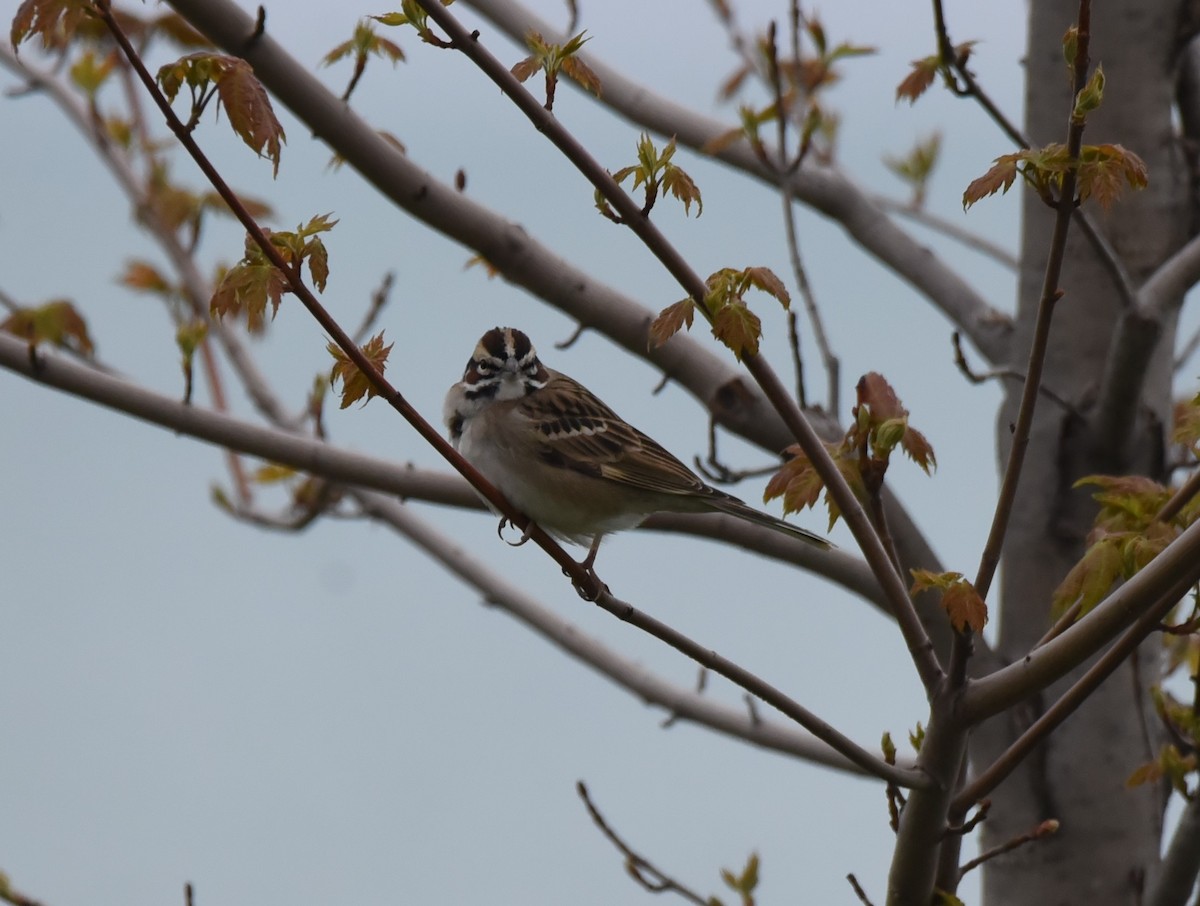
971, 0, 1094, 603
409, 0, 945, 693
351, 271, 395, 345
1033, 599, 1084, 649
94, 0, 602, 599
554, 322, 587, 349
870, 194, 1018, 270
930, 0, 1136, 307
952, 331, 1074, 412
1158, 467, 1200, 524
577, 782, 711, 906
957, 819, 1060, 878
846, 873, 876, 906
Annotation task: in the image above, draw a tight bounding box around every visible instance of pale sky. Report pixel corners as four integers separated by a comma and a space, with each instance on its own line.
0, 1, 1047, 903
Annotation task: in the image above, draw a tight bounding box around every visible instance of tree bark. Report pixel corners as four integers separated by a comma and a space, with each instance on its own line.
976, 1, 1189, 903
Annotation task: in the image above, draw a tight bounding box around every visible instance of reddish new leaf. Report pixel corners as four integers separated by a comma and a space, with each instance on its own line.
328, 331, 393, 409
711, 299, 761, 361
216, 58, 286, 176
119, 260, 173, 295
510, 56, 539, 82
902, 424, 937, 473
648, 299, 695, 348
764, 447, 826, 516
11, 0, 92, 51
561, 55, 602, 97
744, 266, 790, 307
942, 582, 988, 633
910, 569, 986, 632
856, 372, 906, 421
211, 262, 288, 333
963, 153, 1022, 209
0, 299, 94, 355
896, 55, 938, 104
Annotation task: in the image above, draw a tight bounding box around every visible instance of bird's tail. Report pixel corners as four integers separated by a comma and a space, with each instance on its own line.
709, 496, 831, 548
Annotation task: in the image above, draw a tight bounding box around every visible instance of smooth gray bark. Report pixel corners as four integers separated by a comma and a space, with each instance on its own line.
975, 2, 1189, 903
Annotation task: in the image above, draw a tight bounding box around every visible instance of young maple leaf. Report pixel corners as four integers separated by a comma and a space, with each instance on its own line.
0, 299, 94, 355
743, 266, 790, 306
1051, 537, 1123, 617
711, 299, 762, 361
764, 446, 826, 516
11, 0, 93, 51
910, 569, 987, 633
896, 54, 938, 104
216, 58, 286, 176
211, 260, 288, 333
963, 153, 1022, 209
1076, 143, 1149, 209
647, 298, 695, 348
328, 331, 393, 408
119, 260, 174, 296
852, 372, 937, 471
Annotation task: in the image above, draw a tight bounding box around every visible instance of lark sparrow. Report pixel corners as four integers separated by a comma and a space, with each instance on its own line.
443, 327, 829, 569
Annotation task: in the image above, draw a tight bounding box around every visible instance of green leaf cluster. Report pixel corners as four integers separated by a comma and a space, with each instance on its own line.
211, 214, 337, 332
596, 134, 702, 220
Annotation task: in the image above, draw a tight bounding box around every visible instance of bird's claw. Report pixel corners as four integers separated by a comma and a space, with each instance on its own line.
497, 516, 534, 548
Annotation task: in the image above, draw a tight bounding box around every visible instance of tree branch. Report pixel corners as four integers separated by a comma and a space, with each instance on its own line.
971, 0, 1093, 603
406, 0, 944, 694
354, 488, 889, 771
2, 333, 926, 779
952, 569, 1193, 812
577, 782, 710, 905
160, 0, 947, 589
0, 332, 877, 602
961, 515, 1200, 723
460, 0, 1014, 366
1147, 789, 1200, 906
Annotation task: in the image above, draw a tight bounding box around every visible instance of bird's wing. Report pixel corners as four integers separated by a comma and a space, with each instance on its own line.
516, 373, 713, 499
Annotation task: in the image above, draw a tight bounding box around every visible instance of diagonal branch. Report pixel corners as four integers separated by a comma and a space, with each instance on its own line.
408, 0, 945, 694
0, 332, 882, 607
952, 568, 1193, 812
970, 0, 1093, 603
159, 0, 947, 591
94, 0, 605, 599
461, 0, 1014, 366
0, 333, 922, 783
961, 514, 1200, 723
355, 488, 890, 772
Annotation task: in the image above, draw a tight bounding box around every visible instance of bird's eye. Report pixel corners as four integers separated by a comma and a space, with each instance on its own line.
523, 361, 541, 376
475, 360, 496, 376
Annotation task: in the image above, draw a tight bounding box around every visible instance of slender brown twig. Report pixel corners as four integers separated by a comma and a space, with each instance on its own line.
930, 0, 1136, 307
577, 782, 711, 905
404, 0, 945, 694
972, 0, 1094, 604
89, 7, 931, 783
1157, 467, 1200, 524
92, 0, 601, 600
957, 819, 1060, 879
846, 873, 876, 906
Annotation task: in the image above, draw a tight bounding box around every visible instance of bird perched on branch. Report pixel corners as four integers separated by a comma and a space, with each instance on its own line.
444, 326, 828, 570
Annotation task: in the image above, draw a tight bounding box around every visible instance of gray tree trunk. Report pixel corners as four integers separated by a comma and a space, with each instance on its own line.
976, 1, 1189, 903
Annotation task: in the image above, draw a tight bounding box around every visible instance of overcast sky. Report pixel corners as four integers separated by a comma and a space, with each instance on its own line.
0, 1, 1091, 904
